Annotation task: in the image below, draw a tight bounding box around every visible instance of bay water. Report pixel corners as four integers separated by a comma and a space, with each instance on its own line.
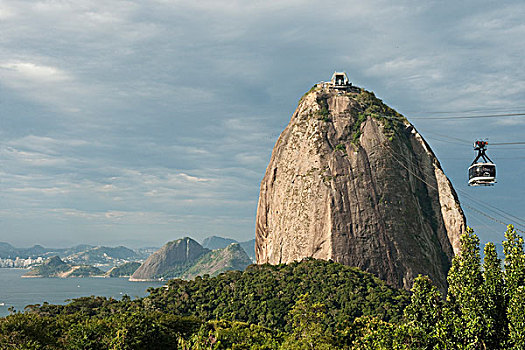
0, 268, 165, 317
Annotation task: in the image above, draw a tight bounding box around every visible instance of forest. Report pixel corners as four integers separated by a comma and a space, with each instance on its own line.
1, 225, 524, 349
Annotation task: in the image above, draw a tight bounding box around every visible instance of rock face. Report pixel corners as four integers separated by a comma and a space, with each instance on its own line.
255, 83, 466, 291
130, 237, 209, 281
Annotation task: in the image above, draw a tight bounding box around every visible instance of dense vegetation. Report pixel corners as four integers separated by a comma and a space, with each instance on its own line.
2, 225, 524, 349
147, 259, 409, 330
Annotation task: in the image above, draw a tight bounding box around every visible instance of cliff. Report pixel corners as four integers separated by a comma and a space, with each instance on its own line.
255, 82, 466, 291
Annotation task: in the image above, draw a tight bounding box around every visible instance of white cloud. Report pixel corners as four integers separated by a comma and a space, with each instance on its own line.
0, 62, 70, 82
0, 4, 15, 19
178, 173, 210, 183
9, 187, 70, 195
1, 146, 67, 166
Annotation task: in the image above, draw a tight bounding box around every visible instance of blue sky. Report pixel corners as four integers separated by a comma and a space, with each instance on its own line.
1, 0, 524, 248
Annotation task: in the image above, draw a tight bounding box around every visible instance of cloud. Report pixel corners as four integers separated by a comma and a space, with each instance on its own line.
1, 0, 524, 246
0, 62, 70, 82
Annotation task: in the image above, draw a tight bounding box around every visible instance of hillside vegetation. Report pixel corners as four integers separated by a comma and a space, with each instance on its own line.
2, 226, 524, 349
147, 258, 409, 330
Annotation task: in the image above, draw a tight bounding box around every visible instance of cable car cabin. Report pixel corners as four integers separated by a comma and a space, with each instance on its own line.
468, 140, 496, 186
468, 163, 496, 186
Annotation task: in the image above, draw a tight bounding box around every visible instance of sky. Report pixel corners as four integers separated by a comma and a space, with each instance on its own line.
1, 0, 524, 248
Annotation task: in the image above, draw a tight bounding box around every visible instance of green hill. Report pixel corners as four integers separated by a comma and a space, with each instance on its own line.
105, 262, 141, 277
146, 258, 409, 330
201, 236, 256, 261
66, 265, 104, 277
22, 256, 70, 277
179, 243, 252, 279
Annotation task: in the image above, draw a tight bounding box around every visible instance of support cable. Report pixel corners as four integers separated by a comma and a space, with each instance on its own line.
379, 142, 525, 234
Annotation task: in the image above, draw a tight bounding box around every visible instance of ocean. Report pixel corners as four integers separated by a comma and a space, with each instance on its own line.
0, 268, 165, 317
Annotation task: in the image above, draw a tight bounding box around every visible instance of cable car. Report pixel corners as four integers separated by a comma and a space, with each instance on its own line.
468, 140, 496, 186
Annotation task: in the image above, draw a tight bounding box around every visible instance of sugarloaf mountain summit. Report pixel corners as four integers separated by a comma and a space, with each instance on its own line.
255, 72, 466, 291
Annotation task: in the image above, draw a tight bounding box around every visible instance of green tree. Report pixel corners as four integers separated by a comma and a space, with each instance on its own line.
503, 224, 525, 300
508, 286, 525, 349
64, 319, 111, 350
280, 294, 333, 350
347, 316, 404, 350
482, 242, 507, 349
446, 227, 486, 349
403, 275, 443, 348
503, 225, 525, 349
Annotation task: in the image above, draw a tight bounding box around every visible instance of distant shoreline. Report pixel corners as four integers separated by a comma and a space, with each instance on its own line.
128, 278, 161, 282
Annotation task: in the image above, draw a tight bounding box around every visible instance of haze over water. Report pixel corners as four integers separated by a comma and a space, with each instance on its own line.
0, 269, 164, 317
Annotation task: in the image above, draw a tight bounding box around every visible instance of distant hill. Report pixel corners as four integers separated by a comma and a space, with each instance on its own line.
0, 242, 146, 269
239, 239, 255, 261
22, 256, 103, 278
130, 238, 210, 281
66, 265, 104, 278
201, 236, 256, 262
105, 262, 141, 277
23, 256, 70, 277
130, 238, 252, 281
65, 246, 138, 266
180, 243, 252, 280
202, 236, 237, 250
0, 242, 17, 258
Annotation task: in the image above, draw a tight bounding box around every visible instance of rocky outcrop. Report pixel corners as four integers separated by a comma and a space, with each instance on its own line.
255, 83, 465, 291
130, 237, 209, 281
